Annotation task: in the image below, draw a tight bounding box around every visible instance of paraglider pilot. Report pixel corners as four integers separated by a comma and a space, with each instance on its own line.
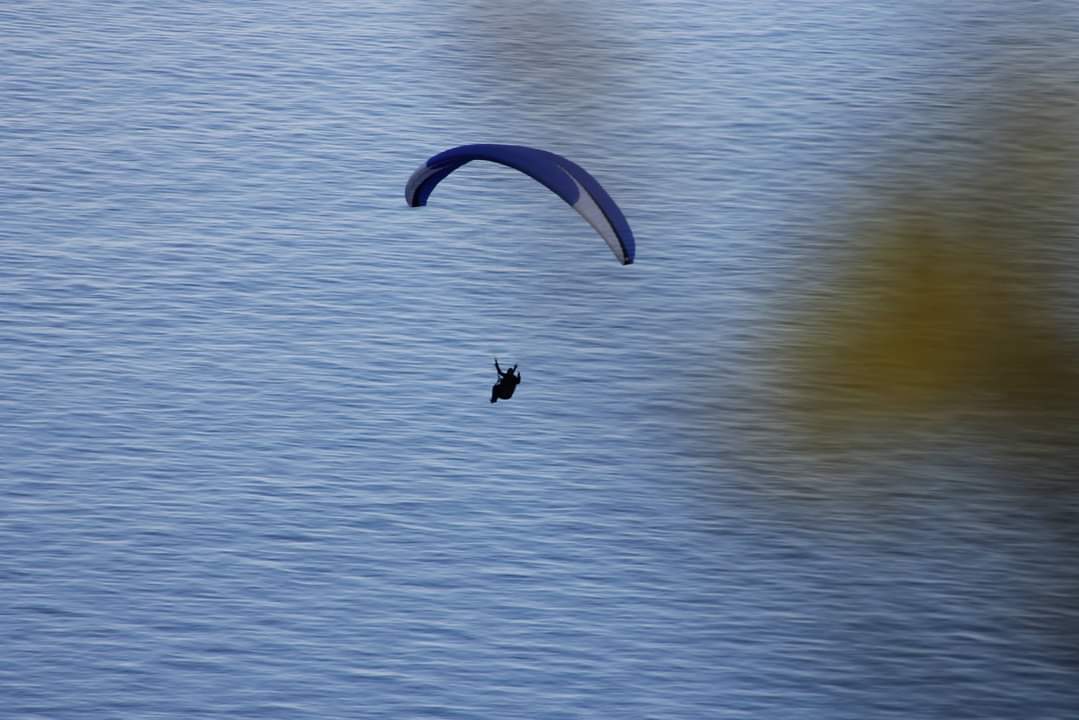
491, 358, 521, 403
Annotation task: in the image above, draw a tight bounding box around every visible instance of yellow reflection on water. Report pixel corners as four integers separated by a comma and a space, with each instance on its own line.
781, 89, 1079, 444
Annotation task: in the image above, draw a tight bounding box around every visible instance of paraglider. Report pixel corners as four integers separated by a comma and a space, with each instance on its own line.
490, 358, 521, 403
405, 144, 635, 265
405, 144, 636, 403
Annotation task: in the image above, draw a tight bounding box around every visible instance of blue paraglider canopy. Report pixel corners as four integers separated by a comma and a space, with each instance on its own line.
405, 144, 635, 265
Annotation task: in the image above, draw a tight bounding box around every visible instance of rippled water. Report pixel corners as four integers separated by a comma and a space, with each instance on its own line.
4, 2, 1079, 718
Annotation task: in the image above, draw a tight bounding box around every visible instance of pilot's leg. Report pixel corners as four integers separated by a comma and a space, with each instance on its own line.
490, 385, 498, 403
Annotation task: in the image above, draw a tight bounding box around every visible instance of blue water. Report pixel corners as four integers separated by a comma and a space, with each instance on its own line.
4, 2, 1079, 718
